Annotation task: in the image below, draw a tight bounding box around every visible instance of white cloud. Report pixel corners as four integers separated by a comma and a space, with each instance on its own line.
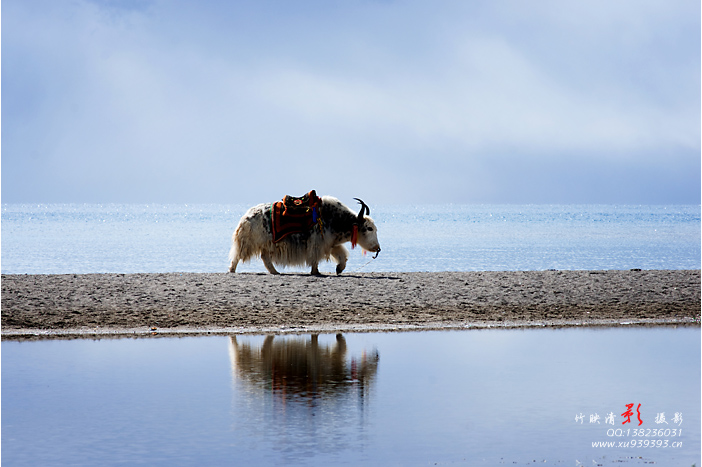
2, 0, 699, 203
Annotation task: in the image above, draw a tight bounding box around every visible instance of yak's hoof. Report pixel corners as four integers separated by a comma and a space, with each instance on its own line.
336, 264, 346, 275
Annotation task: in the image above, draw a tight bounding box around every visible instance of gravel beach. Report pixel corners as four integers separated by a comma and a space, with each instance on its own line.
1, 269, 699, 339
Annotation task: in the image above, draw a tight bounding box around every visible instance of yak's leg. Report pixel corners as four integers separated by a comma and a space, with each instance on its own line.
228, 244, 239, 272
330, 244, 349, 275
228, 252, 239, 273
261, 251, 280, 275
310, 262, 322, 276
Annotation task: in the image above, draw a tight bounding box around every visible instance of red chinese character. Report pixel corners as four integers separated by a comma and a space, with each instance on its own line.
622, 403, 634, 424
621, 403, 643, 426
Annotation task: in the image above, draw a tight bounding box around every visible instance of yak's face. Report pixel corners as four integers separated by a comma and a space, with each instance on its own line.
357, 217, 381, 256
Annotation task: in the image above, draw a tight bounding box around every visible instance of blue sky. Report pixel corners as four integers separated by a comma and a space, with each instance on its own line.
2, 0, 700, 204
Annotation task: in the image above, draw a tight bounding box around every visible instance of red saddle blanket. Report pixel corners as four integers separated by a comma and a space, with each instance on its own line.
271, 190, 323, 243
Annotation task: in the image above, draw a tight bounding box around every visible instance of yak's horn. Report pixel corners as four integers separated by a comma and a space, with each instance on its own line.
354, 198, 370, 221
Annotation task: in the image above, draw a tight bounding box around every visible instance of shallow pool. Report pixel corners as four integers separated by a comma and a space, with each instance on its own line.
2, 327, 700, 466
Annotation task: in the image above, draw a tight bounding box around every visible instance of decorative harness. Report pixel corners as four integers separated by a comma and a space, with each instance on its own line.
270, 190, 324, 243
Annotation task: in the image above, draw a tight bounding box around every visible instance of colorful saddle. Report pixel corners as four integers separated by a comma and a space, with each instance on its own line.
270, 190, 323, 243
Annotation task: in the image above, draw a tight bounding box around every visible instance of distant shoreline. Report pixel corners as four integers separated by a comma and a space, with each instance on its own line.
2, 270, 699, 340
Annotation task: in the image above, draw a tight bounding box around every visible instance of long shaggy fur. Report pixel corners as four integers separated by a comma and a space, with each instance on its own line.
228, 196, 380, 275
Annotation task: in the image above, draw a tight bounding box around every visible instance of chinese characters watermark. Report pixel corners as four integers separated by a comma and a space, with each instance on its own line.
575, 405, 682, 427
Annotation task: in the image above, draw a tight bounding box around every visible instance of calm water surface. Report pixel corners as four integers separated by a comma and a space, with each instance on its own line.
2, 328, 700, 466
1, 204, 699, 274
3, 204, 700, 465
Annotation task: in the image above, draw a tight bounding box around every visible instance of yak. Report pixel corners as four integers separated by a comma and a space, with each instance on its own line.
228, 193, 380, 275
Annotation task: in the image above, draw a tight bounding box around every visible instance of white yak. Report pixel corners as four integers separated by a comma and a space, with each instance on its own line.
229, 195, 380, 275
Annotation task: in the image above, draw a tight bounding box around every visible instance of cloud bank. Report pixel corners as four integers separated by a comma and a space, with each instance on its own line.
2, 0, 700, 203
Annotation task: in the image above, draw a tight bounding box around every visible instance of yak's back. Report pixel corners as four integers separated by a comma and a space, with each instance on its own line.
271, 190, 323, 243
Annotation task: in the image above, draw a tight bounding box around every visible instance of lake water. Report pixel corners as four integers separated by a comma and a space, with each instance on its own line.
2, 204, 700, 465
1, 204, 700, 274
2, 328, 700, 466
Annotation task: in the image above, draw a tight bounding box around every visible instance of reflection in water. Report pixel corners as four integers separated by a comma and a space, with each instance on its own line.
3, 329, 698, 466
229, 334, 379, 400
228, 334, 380, 463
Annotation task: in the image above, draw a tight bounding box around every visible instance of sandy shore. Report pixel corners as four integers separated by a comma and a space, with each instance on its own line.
1, 270, 699, 339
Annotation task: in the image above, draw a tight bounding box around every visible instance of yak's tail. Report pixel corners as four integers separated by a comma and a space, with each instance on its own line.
229, 215, 266, 268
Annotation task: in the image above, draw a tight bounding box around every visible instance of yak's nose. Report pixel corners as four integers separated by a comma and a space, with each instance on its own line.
373, 247, 381, 258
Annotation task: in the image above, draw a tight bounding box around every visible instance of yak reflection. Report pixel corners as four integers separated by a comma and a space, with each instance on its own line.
228, 334, 379, 460
229, 334, 379, 401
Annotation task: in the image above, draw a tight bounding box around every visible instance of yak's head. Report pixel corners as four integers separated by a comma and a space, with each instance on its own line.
354, 198, 381, 258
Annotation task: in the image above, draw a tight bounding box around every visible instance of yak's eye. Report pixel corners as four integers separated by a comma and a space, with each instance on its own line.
367, 227, 374, 232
